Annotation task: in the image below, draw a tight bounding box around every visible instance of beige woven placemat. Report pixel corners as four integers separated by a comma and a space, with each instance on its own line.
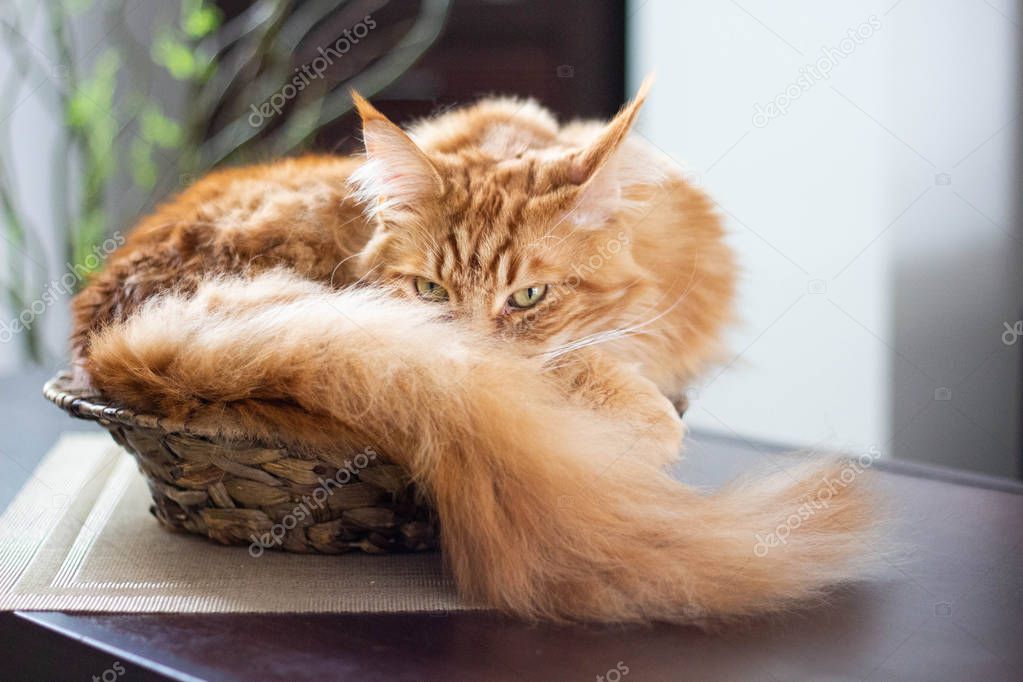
0, 433, 466, 613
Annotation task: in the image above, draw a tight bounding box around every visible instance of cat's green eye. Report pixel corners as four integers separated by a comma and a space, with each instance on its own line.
414, 277, 449, 302
508, 284, 548, 309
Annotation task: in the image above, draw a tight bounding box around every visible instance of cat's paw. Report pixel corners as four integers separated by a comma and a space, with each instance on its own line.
634, 399, 685, 469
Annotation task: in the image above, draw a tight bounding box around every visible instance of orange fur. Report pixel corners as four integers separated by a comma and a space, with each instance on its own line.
71, 82, 882, 623
87, 271, 881, 623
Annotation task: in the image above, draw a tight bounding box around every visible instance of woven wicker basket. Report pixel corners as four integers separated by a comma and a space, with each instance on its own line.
43, 372, 438, 555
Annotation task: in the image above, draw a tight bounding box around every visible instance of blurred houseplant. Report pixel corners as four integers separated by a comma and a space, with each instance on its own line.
0, 0, 449, 363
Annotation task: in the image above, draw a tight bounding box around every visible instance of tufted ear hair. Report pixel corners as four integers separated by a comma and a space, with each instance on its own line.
558, 75, 663, 226
348, 91, 443, 214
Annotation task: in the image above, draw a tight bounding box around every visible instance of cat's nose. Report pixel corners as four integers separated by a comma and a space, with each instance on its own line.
437, 306, 480, 328
457, 306, 497, 334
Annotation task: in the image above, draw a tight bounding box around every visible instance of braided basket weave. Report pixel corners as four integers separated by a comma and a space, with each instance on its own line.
43, 372, 438, 555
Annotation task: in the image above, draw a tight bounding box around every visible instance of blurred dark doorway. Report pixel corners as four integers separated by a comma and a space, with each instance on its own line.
214, 0, 627, 153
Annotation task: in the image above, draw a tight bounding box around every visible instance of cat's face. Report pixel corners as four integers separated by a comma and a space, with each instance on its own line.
359, 161, 653, 350
349, 85, 659, 353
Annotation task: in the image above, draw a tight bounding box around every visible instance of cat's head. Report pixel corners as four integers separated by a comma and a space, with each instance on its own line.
349, 79, 664, 352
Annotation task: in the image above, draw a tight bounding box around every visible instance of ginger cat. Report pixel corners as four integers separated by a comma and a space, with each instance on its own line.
71, 79, 880, 624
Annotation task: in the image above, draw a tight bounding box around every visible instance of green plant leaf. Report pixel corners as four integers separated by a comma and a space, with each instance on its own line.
140, 105, 182, 149
130, 138, 157, 189
152, 31, 197, 80
66, 91, 97, 128
72, 208, 107, 271
63, 0, 94, 17
66, 50, 120, 128
84, 114, 117, 190
182, 0, 222, 39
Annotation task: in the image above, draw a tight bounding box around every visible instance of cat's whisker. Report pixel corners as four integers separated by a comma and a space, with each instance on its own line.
540, 267, 701, 360
330, 252, 365, 288
542, 331, 654, 362
529, 202, 583, 253
542, 326, 657, 360
415, 224, 444, 256
622, 253, 703, 332
350, 263, 382, 288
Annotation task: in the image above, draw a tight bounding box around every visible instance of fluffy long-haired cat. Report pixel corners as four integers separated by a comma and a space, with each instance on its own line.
70, 78, 880, 624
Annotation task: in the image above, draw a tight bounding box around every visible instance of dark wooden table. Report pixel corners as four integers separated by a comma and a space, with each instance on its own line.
2, 369, 1022, 681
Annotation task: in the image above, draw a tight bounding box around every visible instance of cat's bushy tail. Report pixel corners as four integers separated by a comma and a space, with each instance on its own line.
85, 270, 883, 624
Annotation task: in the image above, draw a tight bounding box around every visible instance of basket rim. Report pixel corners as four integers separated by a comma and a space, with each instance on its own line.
43, 371, 229, 441
45, 368, 688, 442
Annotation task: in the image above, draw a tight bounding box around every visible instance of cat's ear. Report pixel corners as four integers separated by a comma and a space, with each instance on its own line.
349, 91, 442, 213
560, 75, 661, 225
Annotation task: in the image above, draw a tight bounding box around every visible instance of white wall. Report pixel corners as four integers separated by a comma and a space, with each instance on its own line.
0, 9, 65, 373
0, 2, 177, 374
629, 0, 1021, 477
